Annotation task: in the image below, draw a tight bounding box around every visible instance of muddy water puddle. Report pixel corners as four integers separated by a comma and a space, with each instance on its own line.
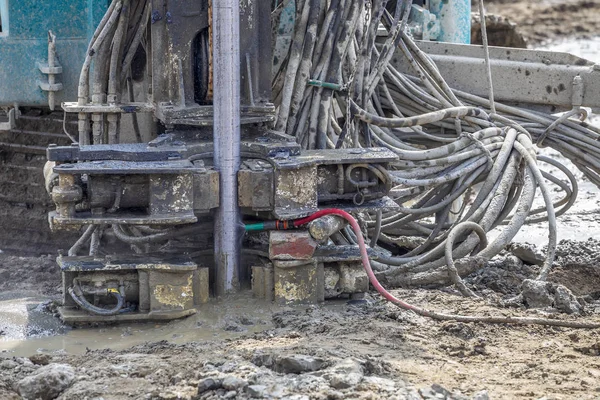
487, 38, 600, 247
0, 292, 284, 357
542, 36, 600, 64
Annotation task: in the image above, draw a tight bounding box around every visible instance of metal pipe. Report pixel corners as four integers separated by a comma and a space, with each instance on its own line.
47, 31, 57, 111
308, 215, 347, 243
429, 0, 471, 44
213, 0, 241, 296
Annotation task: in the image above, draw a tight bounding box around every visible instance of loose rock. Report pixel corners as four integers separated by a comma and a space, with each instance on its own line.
222, 375, 247, 391
197, 377, 222, 394
472, 390, 490, 400
29, 354, 52, 366
17, 363, 75, 400
325, 358, 364, 389
247, 384, 266, 398
521, 279, 584, 314
509, 243, 545, 266
521, 279, 554, 309
274, 355, 325, 374
554, 285, 583, 314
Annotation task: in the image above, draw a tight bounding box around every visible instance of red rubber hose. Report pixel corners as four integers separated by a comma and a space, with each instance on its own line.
294, 208, 428, 315
293, 209, 600, 328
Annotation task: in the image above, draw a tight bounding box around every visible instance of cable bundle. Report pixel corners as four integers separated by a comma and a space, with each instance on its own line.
272, 0, 598, 293
77, 0, 150, 145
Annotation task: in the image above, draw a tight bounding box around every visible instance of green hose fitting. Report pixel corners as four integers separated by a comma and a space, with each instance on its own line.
245, 220, 294, 232
307, 79, 343, 91
244, 223, 266, 232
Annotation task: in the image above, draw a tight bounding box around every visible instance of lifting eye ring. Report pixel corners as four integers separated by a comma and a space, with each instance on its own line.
353, 190, 365, 206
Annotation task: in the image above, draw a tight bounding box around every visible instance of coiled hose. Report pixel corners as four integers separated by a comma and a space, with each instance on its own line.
271, 0, 599, 291
68, 280, 125, 316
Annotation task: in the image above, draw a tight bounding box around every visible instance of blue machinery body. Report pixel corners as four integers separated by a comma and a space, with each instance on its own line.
0, 0, 107, 107
0, 0, 470, 108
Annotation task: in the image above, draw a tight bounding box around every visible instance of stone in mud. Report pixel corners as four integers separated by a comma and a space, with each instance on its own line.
251, 352, 274, 368
275, 354, 326, 374
554, 285, 583, 314
197, 377, 222, 394
247, 385, 267, 398
509, 243, 545, 266
222, 375, 248, 391
521, 279, 554, 308
326, 358, 364, 389
29, 354, 52, 366
521, 279, 583, 314
223, 321, 245, 332
17, 363, 75, 400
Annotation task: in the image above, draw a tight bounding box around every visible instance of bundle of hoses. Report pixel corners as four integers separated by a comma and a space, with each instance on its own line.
77, 0, 150, 145
69, 0, 150, 254
271, 0, 599, 294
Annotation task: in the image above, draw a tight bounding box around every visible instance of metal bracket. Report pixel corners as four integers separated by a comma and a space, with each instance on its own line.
394, 41, 600, 112
408, 5, 440, 41
38, 81, 63, 92
62, 102, 155, 114
0, 108, 15, 131
37, 63, 63, 75
38, 31, 62, 110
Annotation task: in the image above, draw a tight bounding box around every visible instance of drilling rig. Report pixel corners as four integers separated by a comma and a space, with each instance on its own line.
3, 0, 600, 323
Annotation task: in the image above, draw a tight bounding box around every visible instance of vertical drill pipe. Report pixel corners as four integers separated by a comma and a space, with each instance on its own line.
213, 0, 241, 296
429, 0, 471, 44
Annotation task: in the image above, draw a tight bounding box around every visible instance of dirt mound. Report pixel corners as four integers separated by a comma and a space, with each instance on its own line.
0, 254, 60, 296
471, 14, 527, 48
484, 0, 600, 45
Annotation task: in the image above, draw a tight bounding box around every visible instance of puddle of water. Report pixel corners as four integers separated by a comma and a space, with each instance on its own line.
491, 37, 600, 247
0, 293, 67, 341
0, 292, 282, 357
541, 37, 600, 64
489, 146, 600, 247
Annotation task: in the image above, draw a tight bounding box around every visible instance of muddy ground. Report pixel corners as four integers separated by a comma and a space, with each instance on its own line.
484, 0, 600, 46
2, 242, 600, 400
3, 1, 600, 399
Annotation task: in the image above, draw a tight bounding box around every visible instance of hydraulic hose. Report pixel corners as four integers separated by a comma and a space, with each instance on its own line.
68, 281, 125, 316
248, 209, 600, 328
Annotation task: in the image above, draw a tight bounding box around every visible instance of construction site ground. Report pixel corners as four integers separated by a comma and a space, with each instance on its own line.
3, 1, 600, 399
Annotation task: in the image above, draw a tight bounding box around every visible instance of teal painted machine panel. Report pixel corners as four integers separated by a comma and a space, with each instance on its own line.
0, 0, 108, 106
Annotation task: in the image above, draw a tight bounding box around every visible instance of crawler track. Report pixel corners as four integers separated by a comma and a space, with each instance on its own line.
0, 110, 80, 255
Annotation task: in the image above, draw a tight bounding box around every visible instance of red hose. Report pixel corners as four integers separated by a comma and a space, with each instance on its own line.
294, 208, 428, 315
291, 209, 600, 327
